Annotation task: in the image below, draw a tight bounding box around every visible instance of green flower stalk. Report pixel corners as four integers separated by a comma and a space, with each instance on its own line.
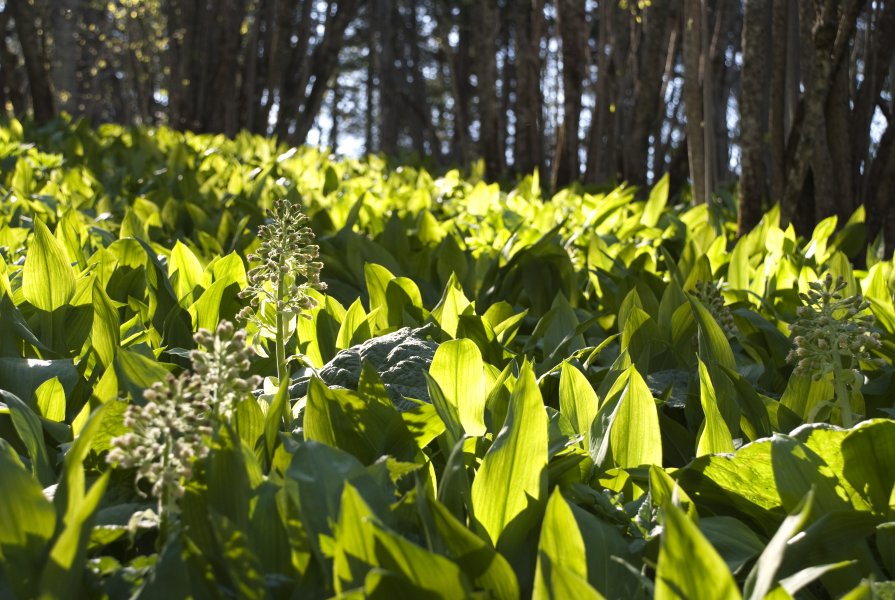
787, 274, 881, 427
238, 198, 326, 385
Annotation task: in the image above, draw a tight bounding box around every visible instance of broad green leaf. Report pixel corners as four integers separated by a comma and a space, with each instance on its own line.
168, 240, 203, 302
558, 362, 598, 450
744, 490, 814, 600
304, 375, 418, 464
89, 279, 119, 367
0, 389, 55, 486
35, 376, 65, 422
429, 339, 487, 436
641, 173, 669, 227
426, 495, 520, 599
471, 361, 547, 547
533, 489, 605, 600
696, 358, 735, 456
431, 273, 473, 338
841, 420, 895, 513
364, 262, 394, 331
650, 466, 697, 520
608, 367, 662, 468
770, 434, 850, 515
39, 472, 109, 600
22, 219, 76, 311
698, 517, 765, 574
336, 298, 371, 350
0, 443, 57, 599
655, 502, 741, 600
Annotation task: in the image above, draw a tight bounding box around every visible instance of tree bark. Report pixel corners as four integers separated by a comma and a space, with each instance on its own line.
513, 0, 545, 177
10, 0, 55, 124
475, 0, 504, 179
779, 0, 866, 228
554, 0, 587, 187
738, 0, 770, 235
683, 0, 707, 204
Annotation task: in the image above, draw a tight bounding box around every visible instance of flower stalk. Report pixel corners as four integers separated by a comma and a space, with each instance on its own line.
238, 198, 326, 385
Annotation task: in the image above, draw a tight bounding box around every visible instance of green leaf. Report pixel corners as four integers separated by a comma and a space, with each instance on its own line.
743, 490, 814, 600
608, 367, 662, 468
0, 389, 55, 486
35, 376, 65, 422
431, 273, 473, 338
425, 495, 520, 599
304, 375, 418, 464
533, 489, 605, 600
429, 339, 487, 437
263, 375, 291, 462
336, 298, 372, 350
698, 517, 765, 574
558, 362, 598, 450
696, 358, 735, 456
39, 472, 109, 600
655, 502, 742, 600
471, 361, 547, 547
168, 240, 204, 302
841, 419, 895, 513
0, 443, 57, 599
89, 279, 119, 368
22, 219, 76, 311
641, 173, 669, 227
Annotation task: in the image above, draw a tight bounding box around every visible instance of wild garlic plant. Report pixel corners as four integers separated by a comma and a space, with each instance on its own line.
238, 198, 326, 385
107, 321, 259, 541
787, 274, 881, 427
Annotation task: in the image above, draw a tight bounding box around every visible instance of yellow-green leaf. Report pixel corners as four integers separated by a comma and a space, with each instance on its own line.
22, 219, 76, 311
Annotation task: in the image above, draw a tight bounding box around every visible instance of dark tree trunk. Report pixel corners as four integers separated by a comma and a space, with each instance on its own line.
554, 0, 586, 187
738, 0, 771, 235
513, 0, 545, 177
683, 0, 707, 204
474, 0, 503, 179
10, 0, 56, 123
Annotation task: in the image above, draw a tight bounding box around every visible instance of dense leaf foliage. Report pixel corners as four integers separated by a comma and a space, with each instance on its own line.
2, 120, 895, 598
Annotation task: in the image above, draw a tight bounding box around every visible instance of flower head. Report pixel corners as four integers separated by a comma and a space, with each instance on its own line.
693, 280, 736, 338
191, 320, 261, 421
787, 274, 881, 379
238, 198, 326, 327
107, 374, 212, 505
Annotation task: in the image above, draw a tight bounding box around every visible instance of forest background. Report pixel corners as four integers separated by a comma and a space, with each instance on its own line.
2, 0, 894, 251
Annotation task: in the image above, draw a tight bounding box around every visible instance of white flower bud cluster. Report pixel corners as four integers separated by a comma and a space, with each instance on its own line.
693, 280, 736, 338
192, 320, 262, 421
237, 198, 326, 326
107, 321, 259, 506
106, 373, 212, 504
787, 274, 882, 380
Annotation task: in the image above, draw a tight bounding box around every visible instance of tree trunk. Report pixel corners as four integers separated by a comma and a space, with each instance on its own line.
768, 0, 789, 203
554, 0, 587, 187
513, 0, 545, 177
683, 0, 707, 204
779, 0, 866, 229
474, 0, 503, 179
52, 0, 80, 116
10, 0, 55, 124
738, 0, 770, 235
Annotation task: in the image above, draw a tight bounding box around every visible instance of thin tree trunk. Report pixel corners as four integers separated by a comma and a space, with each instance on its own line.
513, 0, 545, 177
769, 0, 789, 203
10, 0, 55, 123
683, 0, 707, 204
738, 0, 770, 235
475, 0, 503, 179
554, 0, 587, 187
